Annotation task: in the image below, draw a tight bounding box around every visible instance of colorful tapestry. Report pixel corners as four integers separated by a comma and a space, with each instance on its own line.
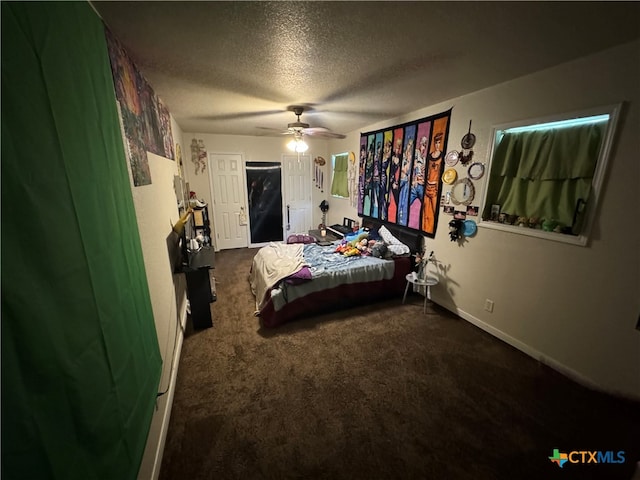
104, 28, 174, 186
359, 109, 451, 237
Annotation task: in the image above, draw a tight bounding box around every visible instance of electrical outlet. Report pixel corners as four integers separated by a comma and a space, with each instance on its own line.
484, 299, 494, 313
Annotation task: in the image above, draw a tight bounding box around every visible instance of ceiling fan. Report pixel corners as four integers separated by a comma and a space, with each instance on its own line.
284, 105, 346, 139
282, 105, 346, 152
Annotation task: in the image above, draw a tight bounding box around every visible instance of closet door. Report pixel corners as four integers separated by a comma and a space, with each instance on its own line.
282, 154, 312, 235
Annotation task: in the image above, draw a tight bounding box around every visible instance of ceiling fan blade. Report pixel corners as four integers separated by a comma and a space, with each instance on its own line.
253, 126, 290, 136
302, 126, 330, 134
253, 104, 346, 139
305, 130, 347, 139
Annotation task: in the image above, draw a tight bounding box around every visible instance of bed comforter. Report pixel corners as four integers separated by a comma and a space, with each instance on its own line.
249, 242, 412, 328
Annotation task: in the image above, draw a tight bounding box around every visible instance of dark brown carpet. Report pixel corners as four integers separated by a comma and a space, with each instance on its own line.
159, 247, 640, 480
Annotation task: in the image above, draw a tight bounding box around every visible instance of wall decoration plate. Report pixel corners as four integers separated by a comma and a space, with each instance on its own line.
442, 168, 458, 185
463, 219, 477, 237
445, 150, 460, 166
468, 162, 485, 180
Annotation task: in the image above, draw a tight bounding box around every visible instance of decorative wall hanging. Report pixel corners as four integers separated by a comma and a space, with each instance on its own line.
460, 150, 474, 165
190, 139, 207, 174
314, 163, 324, 191
461, 120, 476, 149
459, 119, 475, 166
463, 219, 478, 237
450, 177, 475, 206
358, 109, 452, 238
347, 151, 358, 208
445, 150, 460, 167
105, 28, 175, 186
442, 168, 458, 185
314, 156, 326, 192
468, 162, 485, 180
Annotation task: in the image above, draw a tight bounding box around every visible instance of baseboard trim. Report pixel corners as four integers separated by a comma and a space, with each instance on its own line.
138, 299, 187, 480
436, 300, 640, 402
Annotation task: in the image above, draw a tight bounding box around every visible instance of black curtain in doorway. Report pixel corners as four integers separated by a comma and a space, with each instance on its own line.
246, 162, 283, 243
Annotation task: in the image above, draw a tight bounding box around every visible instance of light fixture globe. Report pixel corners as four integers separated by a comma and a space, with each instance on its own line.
287, 134, 308, 152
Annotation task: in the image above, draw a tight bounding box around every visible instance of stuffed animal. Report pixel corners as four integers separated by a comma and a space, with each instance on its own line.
369, 241, 387, 258
335, 233, 370, 256
516, 216, 528, 227
542, 218, 558, 232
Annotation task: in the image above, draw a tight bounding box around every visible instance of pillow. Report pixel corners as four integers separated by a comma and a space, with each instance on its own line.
378, 225, 410, 256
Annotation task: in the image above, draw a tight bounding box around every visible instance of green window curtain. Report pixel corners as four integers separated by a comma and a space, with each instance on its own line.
331, 153, 349, 198
1, 3, 161, 480
483, 122, 605, 227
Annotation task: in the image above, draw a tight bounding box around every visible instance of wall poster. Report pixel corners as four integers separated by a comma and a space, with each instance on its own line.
358, 109, 451, 237
105, 28, 175, 186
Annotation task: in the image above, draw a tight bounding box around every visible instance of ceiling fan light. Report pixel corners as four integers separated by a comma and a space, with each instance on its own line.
287, 138, 308, 152
296, 140, 309, 152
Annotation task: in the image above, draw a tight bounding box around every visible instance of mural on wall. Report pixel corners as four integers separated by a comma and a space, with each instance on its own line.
104, 28, 174, 186
359, 109, 451, 237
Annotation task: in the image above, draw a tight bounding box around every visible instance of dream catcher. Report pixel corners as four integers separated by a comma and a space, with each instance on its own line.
459, 120, 475, 166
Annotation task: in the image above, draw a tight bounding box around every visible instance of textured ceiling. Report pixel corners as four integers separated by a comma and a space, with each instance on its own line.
92, 1, 640, 138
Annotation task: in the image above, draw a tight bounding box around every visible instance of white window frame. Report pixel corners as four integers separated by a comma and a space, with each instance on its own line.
478, 103, 622, 246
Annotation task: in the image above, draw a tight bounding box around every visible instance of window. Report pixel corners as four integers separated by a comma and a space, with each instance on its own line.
479, 104, 621, 246
331, 152, 349, 198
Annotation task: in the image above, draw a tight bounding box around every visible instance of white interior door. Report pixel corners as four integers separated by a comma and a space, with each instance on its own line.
208, 153, 248, 250
282, 154, 312, 235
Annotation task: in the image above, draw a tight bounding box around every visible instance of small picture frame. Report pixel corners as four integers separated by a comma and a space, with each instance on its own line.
467, 205, 479, 216
443, 205, 454, 215
193, 209, 205, 227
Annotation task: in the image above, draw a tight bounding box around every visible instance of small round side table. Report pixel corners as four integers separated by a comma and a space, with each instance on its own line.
402, 273, 439, 313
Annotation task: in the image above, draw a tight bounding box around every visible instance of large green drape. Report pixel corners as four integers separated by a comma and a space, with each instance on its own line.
483, 122, 605, 227
331, 153, 349, 198
1, 3, 162, 479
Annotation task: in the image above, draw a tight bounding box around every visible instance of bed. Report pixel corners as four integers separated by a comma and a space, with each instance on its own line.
249, 220, 420, 328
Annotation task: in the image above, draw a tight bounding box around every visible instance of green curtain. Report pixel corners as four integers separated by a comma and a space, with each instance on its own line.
483, 122, 605, 227
331, 153, 349, 198
1, 3, 161, 480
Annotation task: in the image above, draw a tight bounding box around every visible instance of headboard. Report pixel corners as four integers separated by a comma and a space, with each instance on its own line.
361, 216, 423, 255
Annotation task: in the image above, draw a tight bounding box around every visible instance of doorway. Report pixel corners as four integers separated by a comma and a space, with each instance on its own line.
246, 162, 283, 245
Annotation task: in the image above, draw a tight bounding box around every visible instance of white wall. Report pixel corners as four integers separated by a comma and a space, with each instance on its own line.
328, 40, 640, 399
181, 41, 639, 399
131, 117, 188, 480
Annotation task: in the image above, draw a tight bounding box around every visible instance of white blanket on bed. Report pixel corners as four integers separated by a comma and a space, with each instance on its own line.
249, 242, 306, 310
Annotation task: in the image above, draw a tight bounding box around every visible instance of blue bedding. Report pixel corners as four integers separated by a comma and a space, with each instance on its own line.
302, 243, 390, 276
267, 243, 396, 312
